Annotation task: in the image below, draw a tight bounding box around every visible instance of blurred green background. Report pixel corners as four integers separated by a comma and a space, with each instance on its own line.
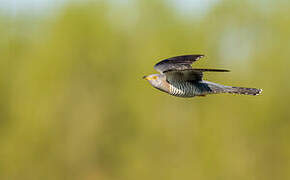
1, 0, 290, 179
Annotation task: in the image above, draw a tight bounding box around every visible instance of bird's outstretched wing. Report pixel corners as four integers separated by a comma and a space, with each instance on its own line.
164, 69, 230, 82
154, 55, 204, 73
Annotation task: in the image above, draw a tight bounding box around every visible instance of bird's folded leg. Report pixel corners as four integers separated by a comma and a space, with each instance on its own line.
197, 94, 206, 97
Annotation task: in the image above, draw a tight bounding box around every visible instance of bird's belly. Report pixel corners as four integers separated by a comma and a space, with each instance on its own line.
169, 82, 197, 97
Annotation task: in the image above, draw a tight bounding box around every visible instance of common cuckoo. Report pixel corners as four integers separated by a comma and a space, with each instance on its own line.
143, 55, 262, 97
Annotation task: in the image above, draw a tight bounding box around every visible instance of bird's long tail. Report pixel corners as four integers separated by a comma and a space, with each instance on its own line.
224, 86, 262, 95
203, 81, 262, 96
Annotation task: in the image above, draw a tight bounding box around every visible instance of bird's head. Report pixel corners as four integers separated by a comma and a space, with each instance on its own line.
143, 74, 164, 88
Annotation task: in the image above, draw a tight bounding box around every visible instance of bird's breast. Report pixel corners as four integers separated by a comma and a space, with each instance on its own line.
169, 82, 197, 97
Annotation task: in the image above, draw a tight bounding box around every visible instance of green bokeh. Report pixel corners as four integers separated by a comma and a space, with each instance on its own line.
1, 1, 290, 179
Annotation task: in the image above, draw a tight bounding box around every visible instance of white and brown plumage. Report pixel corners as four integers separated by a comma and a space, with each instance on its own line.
143, 54, 262, 97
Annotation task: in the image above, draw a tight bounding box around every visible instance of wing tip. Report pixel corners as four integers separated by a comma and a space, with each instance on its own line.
192, 68, 230, 72
185, 54, 205, 59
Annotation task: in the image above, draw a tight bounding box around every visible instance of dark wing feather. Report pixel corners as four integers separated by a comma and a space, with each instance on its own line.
154, 55, 204, 73
164, 68, 230, 82
190, 68, 230, 72
164, 69, 203, 82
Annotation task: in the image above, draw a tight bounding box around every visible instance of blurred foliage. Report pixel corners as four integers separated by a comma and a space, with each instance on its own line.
0, 0, 290, 179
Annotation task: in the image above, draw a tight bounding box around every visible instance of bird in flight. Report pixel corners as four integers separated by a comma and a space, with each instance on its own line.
143, 55, 262, 97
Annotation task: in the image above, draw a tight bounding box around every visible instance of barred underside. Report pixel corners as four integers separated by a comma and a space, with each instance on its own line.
168, 81, 262, 97
169, 81, 209, 97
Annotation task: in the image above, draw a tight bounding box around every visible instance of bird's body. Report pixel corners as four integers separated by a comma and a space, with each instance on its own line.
143, 55, 262, 97
168, 80, 209, 97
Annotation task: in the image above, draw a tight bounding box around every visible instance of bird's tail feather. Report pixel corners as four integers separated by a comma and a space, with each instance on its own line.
203, 81, 262, 96
224, 86, 262, 96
